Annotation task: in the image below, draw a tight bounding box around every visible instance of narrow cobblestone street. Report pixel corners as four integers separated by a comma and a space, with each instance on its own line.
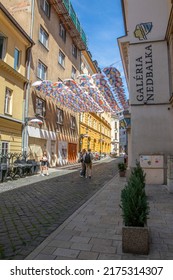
0, 158, 118, 259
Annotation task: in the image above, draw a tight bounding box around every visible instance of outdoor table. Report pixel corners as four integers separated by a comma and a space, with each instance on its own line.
13, 163, 33, 178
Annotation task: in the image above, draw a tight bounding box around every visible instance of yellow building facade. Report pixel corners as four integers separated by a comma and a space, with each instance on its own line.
0, 3, 33, 159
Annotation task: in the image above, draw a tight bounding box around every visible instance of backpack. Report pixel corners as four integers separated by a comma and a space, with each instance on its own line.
84, 153, 91, 164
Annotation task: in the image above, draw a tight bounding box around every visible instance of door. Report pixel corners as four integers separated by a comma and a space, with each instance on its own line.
68, 143, 77, 163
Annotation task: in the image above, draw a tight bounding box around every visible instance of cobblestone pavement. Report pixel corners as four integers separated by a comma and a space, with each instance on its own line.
26, 175, 173, 260
0, 158, 118, 259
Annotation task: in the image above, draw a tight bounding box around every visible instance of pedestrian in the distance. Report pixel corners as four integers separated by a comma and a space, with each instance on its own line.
79, 149, 86, 178
40, 151, 49, 176
84, 148, 93, 179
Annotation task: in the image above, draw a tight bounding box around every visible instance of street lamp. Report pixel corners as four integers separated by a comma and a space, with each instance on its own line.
25, 117, 43, 125
22, 117, 43, 154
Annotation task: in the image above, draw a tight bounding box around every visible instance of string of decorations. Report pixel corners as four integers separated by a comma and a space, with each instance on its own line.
32, 67, 128, 113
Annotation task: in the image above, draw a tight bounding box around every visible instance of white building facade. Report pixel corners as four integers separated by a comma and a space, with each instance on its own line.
110, 114, 120, 156
119, 0, 173, 184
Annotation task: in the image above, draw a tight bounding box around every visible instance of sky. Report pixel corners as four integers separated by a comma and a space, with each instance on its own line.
71, 0, 128, 94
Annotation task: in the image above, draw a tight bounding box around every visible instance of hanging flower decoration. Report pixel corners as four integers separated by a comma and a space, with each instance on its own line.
92, 75, 121, 112
32, 66, 128, 113
103, 67, 128, 109
63, 79, 103, 112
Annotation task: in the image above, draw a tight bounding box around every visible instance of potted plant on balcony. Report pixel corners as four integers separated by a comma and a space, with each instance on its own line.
120, 162, 150, 254
118, 162, 127, 177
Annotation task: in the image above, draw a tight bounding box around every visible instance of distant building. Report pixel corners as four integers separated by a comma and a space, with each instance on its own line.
110, 114, 120, 156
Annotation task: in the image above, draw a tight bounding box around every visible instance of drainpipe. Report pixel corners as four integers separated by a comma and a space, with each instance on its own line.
22, 0, 35, 155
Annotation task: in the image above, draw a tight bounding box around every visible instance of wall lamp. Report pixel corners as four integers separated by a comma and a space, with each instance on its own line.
80, 134, 89, 138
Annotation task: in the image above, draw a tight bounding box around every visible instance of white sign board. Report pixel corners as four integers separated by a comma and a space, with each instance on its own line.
140, 155, 164, 168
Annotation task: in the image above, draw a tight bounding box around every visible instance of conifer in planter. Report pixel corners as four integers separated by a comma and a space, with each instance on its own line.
120, 163, 150, 255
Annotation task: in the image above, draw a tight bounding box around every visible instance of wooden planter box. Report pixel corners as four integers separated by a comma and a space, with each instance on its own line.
122, 226, 149, 255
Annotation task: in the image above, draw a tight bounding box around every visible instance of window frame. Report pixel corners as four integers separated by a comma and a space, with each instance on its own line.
59, 22, 66, 42
35, 97, 46, 118
58, 50, 65, 68
41, 0, 50, 18
1, 141, 9, 157
56, 107, 64, 125
14, 47, 20, 71
72, 43, 77, 58
4, 87, 13, 115
37, 60, 47, 80
71, 66, 76, 80
39, 26, 49, 49
0, 34, 7, 60
70, 115, 76, 130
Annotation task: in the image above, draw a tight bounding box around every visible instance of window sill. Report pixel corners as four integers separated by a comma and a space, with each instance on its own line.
38, 40, 49, 51
58, 63, 65, 70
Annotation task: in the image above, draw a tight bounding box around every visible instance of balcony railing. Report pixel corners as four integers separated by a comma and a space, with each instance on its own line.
62, 0, 87, 47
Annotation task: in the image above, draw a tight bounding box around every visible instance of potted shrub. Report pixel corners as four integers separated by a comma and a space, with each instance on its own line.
120, 163, 150, 254
118, 162, 126, 177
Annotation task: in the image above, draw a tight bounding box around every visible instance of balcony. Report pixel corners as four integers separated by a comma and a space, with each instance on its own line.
50, 0, 87, 50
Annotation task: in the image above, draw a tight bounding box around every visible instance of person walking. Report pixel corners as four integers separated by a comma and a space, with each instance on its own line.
84, 148, 93, 179
40, 151, 49, 176
79, 149, 86, 178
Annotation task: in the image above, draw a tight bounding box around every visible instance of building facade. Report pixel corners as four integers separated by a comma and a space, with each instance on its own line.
2, 0, 87, 165
110, 114, 120, 156
0, 3, 34, 161
119, 0, 173, 184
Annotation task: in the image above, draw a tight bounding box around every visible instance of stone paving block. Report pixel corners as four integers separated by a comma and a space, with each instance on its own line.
39, 246, 57, 255
71, 242, 92, 251
34, 254, 56, 260
55, 256, 76, 260
53, 233, 73, 241
79, 231, 100, 238
48, 240, 72, 249
53, 248, 80, 258
77, 251, 99, 260
98, 253, 121, 260
91, 244, 116, 254
163, 238, 173, 245
89, 237, 113, 246
70, 236, 91, 244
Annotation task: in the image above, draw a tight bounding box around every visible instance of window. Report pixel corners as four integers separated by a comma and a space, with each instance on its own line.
14, 48, 20, 70
59, 22, 66, 42
71, 66, 76, 79
0, 34, 6, 60
37, 60, 47, 80
57, 108, 64, 125
39, 26, 49, 48
71, 116, 76, 130
58, 50, 65, 68
4, 88, 12, 115
1, 142, 9, 156
72, 44, 77, 58
115, 132, 118, 140
115, 121, 117, 129
41, 0, 50, 18
35, 97, 46, 117
80, 113, 83, 122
